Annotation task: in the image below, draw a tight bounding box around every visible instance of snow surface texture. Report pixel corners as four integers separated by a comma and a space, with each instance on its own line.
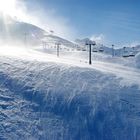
0, 50, 140, 140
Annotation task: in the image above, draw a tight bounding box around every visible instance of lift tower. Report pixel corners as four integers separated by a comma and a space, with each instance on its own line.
86, 41, 96, 65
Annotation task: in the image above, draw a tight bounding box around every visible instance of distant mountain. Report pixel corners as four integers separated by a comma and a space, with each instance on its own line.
0, 13, 77, 48
0, 13, 47, 45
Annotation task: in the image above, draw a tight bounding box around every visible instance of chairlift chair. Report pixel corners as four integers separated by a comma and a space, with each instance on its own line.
122, 52, 130, 58
82, 48, 86, 51
99, 48, 104, 52
122, 47, 129, 58
77, 48, 81, 51
92, 47, 98, 52
123, 54, 130, 58
129, 52, 135, 57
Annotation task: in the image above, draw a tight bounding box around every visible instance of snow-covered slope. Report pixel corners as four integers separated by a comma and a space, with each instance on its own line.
0, 47, 140, 140
0, 14, 47, 46
0, 14, 77, 48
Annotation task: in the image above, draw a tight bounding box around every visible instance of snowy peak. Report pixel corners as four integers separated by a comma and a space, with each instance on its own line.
0, 14, 77, 48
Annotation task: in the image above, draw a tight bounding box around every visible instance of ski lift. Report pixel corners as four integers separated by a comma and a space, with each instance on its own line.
129, 47, 135, 57
129, 51, 135, 57
92, 47, 98, 52
123, 53, 130, 58
77, 48, 81, 51
123, 50, 130, 57
82, 48, 86, 51
99, 47, 104, 52
99, 44, 104, 52
122, 47, 130, 58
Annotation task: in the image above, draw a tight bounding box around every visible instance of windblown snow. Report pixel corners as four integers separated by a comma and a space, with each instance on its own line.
0, 46, 140, 140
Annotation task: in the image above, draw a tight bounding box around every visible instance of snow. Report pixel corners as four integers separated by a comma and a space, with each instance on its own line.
0, 46, 140, 140
0, 45, 140, 86
1, 13, 140, 139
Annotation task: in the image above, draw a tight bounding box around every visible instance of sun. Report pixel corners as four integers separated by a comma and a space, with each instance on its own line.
0, 0, 29, 21
0, 0, 17, 16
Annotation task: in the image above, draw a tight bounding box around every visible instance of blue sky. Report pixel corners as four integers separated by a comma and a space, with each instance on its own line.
25, 0, 140, 46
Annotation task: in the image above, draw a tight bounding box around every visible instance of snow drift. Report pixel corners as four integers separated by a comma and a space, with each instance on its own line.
0, 55, 140, 140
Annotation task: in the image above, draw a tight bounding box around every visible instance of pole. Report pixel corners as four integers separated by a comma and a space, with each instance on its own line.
112, 44, 114, 57
89, 44, 92, 65
56, 43, 61, 57
86, 42, 96, 65
124, 47, 126, 53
